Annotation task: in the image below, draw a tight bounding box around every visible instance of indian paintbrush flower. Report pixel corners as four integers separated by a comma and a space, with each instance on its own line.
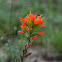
25, 44, 27, 48
18, 31, 24, 34
16, 11, 45, 62
26, 27, 32, 31
20, 24, 26, 29
37, 32, 44, 36
32, 36, 37, 40
25, 52, 32, 57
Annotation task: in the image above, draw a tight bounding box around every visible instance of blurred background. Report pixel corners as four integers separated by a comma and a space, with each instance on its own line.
0, 0, 62, 62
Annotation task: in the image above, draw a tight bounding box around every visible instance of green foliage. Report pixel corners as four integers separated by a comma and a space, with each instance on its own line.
2, 37, 27, 62
51, 32, 62, 52
32, 36, 43, 45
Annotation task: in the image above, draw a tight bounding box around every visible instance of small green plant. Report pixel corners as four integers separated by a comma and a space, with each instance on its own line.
51, 32, 62, 53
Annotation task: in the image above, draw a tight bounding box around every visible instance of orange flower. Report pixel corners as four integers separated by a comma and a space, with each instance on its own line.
28, 43, 31, 47
20, 24, 26, 29
37, 16, 42, 20
24, 17, 30, 23
41, 25, 45, 27
28, 14, 37, 22
37, 32, 44, 36
28, 14, 32, 21
28, 52, 32, 55
25, 44, 27, 48
25, 52, 32, 57
32, 36, 37, 40
20, 18, 26, 23
31, 14, 37, 21
39, 21, 43, 26
34, 20, 40, 25
26, 27, 32, 31
18, 31, 24, 34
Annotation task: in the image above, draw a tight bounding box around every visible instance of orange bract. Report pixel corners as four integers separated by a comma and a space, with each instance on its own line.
28, 52, 32, 55
28, 14, 37, 22
32, 36, 37, 40
18, 31, 24, 34
39, 21, 43, 26
20, 24, 26, 29
41, 25, 45, 27
26, 27, 32, 31
37, 32, 44, 36
20, 18, 26, 23
28, 43, 31, 47
25, 44, 27, 48
25, 52, 32, 57
24, 17, 30, 23
34, 20, 39, 25
37, 16, 42, 20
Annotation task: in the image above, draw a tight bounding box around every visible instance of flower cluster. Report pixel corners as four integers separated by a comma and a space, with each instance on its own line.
18, 12, 45, 40
17, 12, 45, 62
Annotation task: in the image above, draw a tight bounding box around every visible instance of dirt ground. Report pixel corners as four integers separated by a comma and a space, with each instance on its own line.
0, 46, 62, 62
28, 46, 61, 62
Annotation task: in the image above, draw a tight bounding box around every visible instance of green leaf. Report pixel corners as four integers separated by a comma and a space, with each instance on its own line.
31, 33, 37, 37
31, 24, 40, 34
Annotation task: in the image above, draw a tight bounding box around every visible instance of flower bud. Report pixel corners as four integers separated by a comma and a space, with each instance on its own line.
18, 31, 24, 34
25, 52, 32, 57
37, 32, 44, 36
32, 36, 37, 40
20, 54, 23, 61
25, 44, 27, 48
28, 43, 31, 47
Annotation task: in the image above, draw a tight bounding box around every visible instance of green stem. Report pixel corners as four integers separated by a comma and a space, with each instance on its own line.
20, 32, 32, 62
28, 33, 31, 43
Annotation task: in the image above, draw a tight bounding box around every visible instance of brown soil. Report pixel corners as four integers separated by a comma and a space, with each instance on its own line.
28, 46, 61, 62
